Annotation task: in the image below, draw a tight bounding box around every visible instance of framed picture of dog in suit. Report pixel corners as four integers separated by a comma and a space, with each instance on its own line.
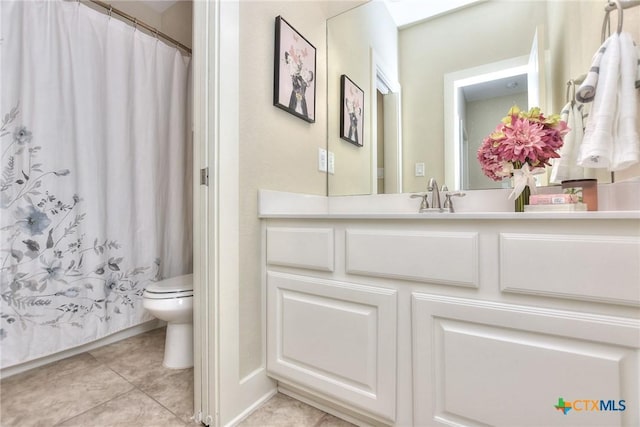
340, 75, 364, 147
274, 16, 316, 123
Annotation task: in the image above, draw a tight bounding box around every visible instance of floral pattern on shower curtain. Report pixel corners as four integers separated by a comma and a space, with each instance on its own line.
0, 0, 192, 368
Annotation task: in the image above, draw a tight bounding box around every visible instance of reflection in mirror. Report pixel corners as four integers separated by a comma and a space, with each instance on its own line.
327, 1, 399, 196
327, 0, 638, 196
444, 55, 530, 191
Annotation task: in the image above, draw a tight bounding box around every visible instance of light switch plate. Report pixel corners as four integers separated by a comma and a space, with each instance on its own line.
415, 162, 425, 177
328, 151, 335, 174
318, 148, 328, 172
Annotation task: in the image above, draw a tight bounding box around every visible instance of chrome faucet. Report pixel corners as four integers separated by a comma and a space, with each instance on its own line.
411, 179, 463, 213
428, 178, 441, 209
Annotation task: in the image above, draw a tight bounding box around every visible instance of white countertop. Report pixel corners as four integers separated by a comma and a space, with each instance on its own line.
259, 211, 640, 220
258, 187, 640, 221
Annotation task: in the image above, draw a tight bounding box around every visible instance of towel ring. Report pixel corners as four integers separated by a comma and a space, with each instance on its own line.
608, 0, 624, 34
601, 0, 624, 41
613, 0, 623, 34
601, 9, 611, 42
566, 80, 575, 104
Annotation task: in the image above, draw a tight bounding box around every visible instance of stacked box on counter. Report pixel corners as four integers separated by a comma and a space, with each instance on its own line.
524, 193, 587, 212
528, 193, 579, 205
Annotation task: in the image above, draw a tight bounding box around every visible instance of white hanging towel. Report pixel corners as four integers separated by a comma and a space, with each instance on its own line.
550, 101, 594, 183
636, 44, 640, 89
577, 33, 620, 168
611, 32, 640, 170
576, 37, 611, 103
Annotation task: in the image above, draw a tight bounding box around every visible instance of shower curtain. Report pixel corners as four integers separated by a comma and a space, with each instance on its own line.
0, 0, 192, 367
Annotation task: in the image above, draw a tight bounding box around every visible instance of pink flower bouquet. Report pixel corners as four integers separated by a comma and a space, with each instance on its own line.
477, 106, 569, 186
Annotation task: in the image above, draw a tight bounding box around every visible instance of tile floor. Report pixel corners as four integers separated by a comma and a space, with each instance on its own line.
1, 327, 193, 427
1, 327, 354, 427
238, 393, 354, 427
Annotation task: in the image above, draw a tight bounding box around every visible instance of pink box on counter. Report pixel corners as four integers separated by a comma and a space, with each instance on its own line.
529, 193, 579, 205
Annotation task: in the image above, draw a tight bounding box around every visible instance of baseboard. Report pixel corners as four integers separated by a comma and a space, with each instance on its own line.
0, 319, 165, 379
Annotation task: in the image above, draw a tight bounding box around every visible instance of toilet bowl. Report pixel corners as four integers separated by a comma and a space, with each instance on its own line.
142, 274, 193, 369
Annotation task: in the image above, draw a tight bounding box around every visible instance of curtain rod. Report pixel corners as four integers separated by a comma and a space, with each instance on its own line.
84, 0, 192, 55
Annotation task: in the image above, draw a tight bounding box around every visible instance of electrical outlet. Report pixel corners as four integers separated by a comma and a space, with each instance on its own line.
318, 148, 328, 172
328, 151, 335, 174
415, 162, 425, 177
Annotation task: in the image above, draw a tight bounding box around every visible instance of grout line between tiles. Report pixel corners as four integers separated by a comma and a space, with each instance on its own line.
52, 382, 136, 426
87, 333, 194, 425
42, 351, 136, 426
137, 384, 193, 425
13, 329, 193, 427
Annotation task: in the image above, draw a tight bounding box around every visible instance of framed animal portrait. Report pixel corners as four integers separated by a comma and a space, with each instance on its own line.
340, 75, 364, 147
274, 16, 316, 123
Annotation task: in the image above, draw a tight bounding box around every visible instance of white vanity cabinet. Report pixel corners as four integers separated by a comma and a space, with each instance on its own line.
262, 215, 640, 426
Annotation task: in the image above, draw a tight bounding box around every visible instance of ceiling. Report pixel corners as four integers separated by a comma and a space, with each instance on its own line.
463, 73, 528, 103
140, 0, 484, 27
382, 0, 484, 28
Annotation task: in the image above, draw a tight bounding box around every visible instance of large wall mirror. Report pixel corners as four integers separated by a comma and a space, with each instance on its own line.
326, 0, 634, 196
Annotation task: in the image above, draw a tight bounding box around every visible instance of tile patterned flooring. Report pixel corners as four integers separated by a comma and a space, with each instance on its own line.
1, 328, 355, 427
238, 394, 354, 427
1, 327, 193, 427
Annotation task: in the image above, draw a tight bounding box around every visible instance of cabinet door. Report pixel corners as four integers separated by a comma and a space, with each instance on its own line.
267, 271, 397, 422
413, 294, 639, 426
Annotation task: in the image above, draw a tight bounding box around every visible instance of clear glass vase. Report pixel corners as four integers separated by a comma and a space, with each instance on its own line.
514, 185, 531, 213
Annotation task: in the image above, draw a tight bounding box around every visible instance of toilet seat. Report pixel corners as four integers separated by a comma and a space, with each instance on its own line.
143, 274, 193, 300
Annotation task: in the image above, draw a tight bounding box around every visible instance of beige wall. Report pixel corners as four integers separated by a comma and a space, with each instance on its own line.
547, 0, 640, 182
237, 0, 361, 377
110, 1, 162, 28
377, 90, 385, 191
108, 1, 192, 49
327, 1, 398, 196
161, 1, 193, 49
399, 1, 546, 193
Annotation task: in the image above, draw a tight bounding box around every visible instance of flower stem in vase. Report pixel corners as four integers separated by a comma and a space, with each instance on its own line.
515, 185, 531, 212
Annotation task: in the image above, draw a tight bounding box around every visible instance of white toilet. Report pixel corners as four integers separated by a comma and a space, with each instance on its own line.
142, 274, 194, 369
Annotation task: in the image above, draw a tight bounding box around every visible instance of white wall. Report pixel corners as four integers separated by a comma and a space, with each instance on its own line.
327, 1, 398, 196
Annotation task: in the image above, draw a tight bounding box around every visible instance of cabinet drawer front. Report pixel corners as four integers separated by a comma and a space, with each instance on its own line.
266, 227, 334, 272
500, 233, 640, 305
412, 294, 640, 427
267, 272, 397, 421
346, 229, 479, 287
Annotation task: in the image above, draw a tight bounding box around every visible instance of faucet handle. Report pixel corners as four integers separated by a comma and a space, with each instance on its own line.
443, 191, 466, 213
410, 193, 429, 211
